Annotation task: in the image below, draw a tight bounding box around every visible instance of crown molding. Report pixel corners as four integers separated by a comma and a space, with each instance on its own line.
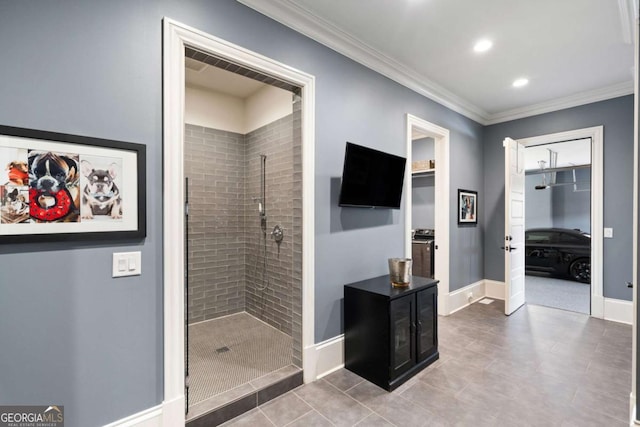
237, 0, 490, 124
485, 80, 634, 125
238, 0, 635, 126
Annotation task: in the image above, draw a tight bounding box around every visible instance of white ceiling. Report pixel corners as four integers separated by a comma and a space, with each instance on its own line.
525, 138, 591, 171
238, 0, 636, 124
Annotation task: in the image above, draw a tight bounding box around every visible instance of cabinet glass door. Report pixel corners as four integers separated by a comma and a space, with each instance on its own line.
416, 286, 437, 362
390, 295, 414, 377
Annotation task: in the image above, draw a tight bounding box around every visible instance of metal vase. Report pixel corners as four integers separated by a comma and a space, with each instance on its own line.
388, 258, 412, 287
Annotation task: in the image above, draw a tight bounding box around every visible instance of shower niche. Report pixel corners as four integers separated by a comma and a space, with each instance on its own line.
183, 48, 303, 424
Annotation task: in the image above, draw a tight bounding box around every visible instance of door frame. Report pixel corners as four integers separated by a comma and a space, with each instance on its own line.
516, 126, 604, 317
162, 18, 316, 423
404, 114, 451, 315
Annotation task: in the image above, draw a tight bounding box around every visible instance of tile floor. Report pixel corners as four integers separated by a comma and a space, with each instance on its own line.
189, 313, 292, 405
221, 300, 632, 426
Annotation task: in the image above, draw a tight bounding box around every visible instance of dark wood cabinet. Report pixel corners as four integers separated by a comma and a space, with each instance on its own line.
344, 275, 438, 391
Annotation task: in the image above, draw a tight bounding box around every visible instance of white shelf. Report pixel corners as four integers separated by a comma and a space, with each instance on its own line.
412, 168, 435, 177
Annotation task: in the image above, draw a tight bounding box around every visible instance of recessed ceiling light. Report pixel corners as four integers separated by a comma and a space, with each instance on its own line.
512, 78, 529, 88
473, 39, 493, 53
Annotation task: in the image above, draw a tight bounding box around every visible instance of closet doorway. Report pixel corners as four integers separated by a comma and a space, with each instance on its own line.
405, 114, 451, 315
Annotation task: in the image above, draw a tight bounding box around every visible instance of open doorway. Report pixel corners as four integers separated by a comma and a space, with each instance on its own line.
524, 138, 592, 314
163, 18, 316, 426
182, 48, 303, 420
405, 114, 451, 315
503, 126, 604, 318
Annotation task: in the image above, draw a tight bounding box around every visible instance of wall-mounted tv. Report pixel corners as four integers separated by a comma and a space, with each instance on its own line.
338, 142, 406, 209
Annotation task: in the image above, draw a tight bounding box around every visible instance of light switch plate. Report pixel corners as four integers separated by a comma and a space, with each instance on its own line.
112, 252, 142, 277
604, 227, 613, 238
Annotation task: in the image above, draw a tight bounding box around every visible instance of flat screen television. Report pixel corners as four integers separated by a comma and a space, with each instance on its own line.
338, 142, 406, 209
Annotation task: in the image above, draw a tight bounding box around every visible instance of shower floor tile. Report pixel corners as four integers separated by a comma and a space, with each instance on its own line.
188, 312, 293, 406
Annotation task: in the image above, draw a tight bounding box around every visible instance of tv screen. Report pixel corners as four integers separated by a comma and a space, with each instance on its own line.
338, 142, 406, 209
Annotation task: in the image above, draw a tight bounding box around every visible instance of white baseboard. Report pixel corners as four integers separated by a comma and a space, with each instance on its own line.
448, 280, 486, 314
478, 280, 631, 324
604, 297, 633, 325
104, 396, 184, 427
304, 334, 344, 382
484, 280, 505, 300
103, 404, 163, 427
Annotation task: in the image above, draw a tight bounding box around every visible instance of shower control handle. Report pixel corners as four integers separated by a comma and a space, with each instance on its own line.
270, 224, 284, 244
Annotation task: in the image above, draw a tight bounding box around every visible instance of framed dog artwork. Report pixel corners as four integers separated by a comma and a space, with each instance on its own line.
0, 125, 146, 242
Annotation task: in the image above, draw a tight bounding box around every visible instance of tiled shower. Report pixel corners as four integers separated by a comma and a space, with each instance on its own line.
184, 98, 302, 410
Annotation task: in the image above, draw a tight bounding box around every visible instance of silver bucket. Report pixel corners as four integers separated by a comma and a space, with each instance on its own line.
388, 258, 412, 287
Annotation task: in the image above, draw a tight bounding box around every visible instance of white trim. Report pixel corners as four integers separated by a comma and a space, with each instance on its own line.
604, 298, 634, 325
485, 280, 506, 300
104, 405, 162, 427
237, 0, 633, 126
307, 335, 345, 380
448, 280, 486, 314
516, 126, 604, 319
485, 82, 634, 125
162, 18, 186, 421
441, 279, 632, 324
162, 18, 317, 421
632, 11, 638, 425
405, 114, 450, 315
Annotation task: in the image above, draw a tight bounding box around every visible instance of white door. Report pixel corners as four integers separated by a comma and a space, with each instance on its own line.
504, 137, 526, 315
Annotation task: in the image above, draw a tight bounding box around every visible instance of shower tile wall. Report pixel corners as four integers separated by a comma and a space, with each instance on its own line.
185, 125, 246, 323
291, 99, 303, 368
184, 110, 302, 368
245, 114, 295, 337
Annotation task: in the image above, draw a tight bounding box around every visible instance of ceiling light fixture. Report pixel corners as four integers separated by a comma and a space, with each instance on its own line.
473, 39, 493, 53
512, 78, 529, 88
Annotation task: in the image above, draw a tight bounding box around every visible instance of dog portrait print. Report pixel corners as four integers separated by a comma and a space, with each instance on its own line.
0, 147, 30, 224
80, 155, 123, 221
28, 150, 81, 223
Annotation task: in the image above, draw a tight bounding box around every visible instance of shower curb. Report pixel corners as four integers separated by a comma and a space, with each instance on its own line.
186, 370, 303, 426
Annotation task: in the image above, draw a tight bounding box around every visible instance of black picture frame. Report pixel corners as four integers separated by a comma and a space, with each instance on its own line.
0, 125, 146, 242
458, 189, 478, 225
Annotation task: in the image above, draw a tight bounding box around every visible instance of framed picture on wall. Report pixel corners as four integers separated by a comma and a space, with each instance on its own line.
0, 125, 146, 242
458, 189, 477, 225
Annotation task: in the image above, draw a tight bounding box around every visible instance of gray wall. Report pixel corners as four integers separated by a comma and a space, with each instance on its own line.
185, 115, 302, 366
525, 174, 553, 229
483, 95, 633, 301
525, 168, 591, 233
551, 168, 591, 233
244, 113, 300, 345
0, 1, 484, 424
185, 125, 246, 323
412, 137, 435, 229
